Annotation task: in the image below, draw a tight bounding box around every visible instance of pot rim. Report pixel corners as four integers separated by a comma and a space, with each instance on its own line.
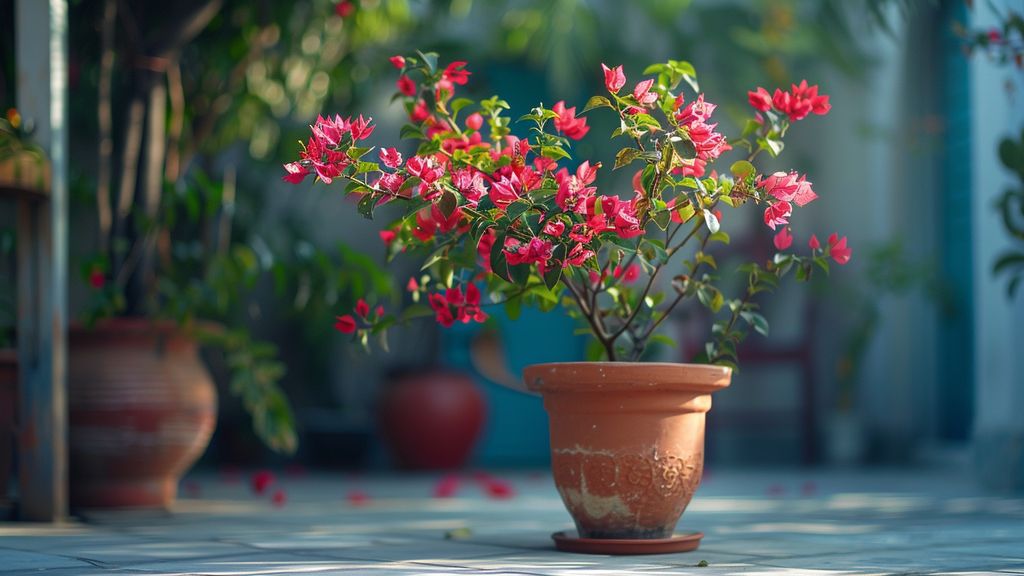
68, 318, 223, 348
524, 361, 731, 394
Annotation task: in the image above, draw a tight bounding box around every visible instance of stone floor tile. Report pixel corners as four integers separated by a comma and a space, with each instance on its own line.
0, 548, 96, 572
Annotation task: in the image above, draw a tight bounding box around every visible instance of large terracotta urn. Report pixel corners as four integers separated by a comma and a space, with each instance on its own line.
378, 370, 485, 470
68, 319, 217, 509
525, 362, 730, 540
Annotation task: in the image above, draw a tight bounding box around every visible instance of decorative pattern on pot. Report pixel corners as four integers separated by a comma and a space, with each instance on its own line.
69, 320, 217, 509
552, 448, 703, 538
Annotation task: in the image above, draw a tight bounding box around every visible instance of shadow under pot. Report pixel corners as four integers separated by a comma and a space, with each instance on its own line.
68, 319, 217, 510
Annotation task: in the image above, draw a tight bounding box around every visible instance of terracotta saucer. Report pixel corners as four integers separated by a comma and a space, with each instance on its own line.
551, 531, 703, 555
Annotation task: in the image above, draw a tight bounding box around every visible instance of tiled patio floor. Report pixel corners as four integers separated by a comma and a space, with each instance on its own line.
1, 468, 1023, 575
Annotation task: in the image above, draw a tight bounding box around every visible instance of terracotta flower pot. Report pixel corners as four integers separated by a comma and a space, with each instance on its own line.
525, 362, 730, 539
68, 319, 217, 509
378, 370, 485, 470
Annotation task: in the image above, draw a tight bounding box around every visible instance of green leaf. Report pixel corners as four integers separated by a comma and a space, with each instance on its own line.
504, 296, 521, 320
400, 124, 426, 140
675, 201, 695, 223
740, 311, 769, 337
347, 146, 373, 160
506, 200, 532, 222
708, 231, 730, 245
490, 234, 510, 282
583, 95, 612, 113
416, 50, 439, 74
420, 244, 449, 270
357, 194, 376, 220
508, 262, 530, 285
994, 252, 1024, 274
730, 160, 756, 179
540, 146, 572, 160
544, 244, 566, 290
399, 303, 434, 322
614, 147, 643, 170
451, 98, 474, 116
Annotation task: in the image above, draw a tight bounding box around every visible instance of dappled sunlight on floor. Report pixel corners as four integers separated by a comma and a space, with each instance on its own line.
0, 469, 1023, 574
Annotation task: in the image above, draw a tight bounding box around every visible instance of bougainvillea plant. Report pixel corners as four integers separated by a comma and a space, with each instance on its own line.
283, 52, 850, 367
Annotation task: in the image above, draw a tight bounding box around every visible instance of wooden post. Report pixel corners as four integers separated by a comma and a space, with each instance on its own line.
14, 0, 68, 522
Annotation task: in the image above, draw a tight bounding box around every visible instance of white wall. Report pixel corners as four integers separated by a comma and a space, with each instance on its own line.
970, 0, 1024, 490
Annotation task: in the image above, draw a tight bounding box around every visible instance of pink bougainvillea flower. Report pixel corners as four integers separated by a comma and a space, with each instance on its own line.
505, 237, 555, 267
443, 61, 471, 85
827, 233, 852, 265
748, 87, 772, 112
465, 112, 484, 131
389, 55, 405, 69
601, 63, 626, 94
346, 489, 370, 506
334, 315, 357, 334
271, 489, 287, 507
355, 299, 370, 318
758, 171, 818, 206
809, 234, 821, 250
335, 1, 354, 18
773, 80, 830, 121
373, 173, 406, 199
379, 229, 397, 246
565, 243, 594, 268
428, 284, 487, 327
88, 266, 106, 289
397, 75, 416, 97
281, 161, 310, 184
481, 477, 515, 500
773, 227, 793, 251
552, 101, 590, 140
763, 200, 792, 230
675, 93, 716, 125
406, 277, 419, 292
349, 114, 375, 141
613, 263, 641, 284
434, 474, 461, 498
452, 167, 486, 205
489, 172, 524, 207
542, 220, 566, 237
632, 79, 658, 106
251, 470, 276, 495
310, 114, 349, 147
410, 99, 430, 122
379, 147, 403, 169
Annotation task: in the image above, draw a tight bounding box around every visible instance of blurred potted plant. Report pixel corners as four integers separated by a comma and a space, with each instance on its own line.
64, 0, 429, 508
285, 53, 847, 551
0, 107, 50, 192
72, 167, 298, 510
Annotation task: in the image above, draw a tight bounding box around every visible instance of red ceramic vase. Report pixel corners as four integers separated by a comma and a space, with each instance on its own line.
378, 370, 485, 470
